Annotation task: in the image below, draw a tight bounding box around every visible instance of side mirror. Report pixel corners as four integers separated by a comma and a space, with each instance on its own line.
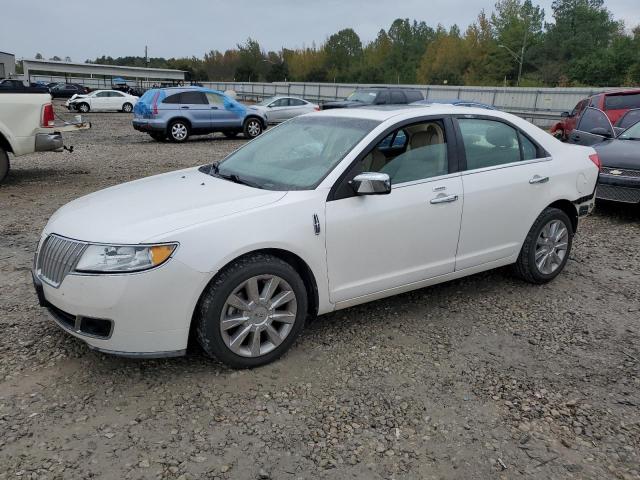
560, 111, 570, 118
589, 127, 612, 138
350, 172, 391, 195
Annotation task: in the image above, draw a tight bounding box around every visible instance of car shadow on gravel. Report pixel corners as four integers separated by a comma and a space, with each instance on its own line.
593, 200, 640, 222
0, 166, 90, 186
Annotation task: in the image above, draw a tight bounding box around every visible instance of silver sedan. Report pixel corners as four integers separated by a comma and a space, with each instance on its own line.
249, 96, 319, 124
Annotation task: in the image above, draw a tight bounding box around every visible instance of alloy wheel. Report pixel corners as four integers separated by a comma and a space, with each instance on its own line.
535, 219, 569, 275
171, 123, 188, 141
247, 120, 261, 137
220, 275, 297, 358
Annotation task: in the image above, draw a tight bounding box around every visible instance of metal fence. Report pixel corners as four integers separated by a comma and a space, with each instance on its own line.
35, 75, 620, 127
202, 81, 613, 127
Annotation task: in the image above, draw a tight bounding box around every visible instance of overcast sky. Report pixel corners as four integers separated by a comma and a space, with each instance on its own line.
2, 0, 639, 61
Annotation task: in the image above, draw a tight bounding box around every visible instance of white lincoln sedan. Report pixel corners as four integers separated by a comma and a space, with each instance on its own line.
66, 89, 139, 113
33, 106, 599, 368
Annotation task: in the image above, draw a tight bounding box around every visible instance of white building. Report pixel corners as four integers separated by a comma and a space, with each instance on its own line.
0, 51, 16, 78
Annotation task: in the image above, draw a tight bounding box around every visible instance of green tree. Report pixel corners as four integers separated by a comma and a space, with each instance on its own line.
324, 28, 363, 81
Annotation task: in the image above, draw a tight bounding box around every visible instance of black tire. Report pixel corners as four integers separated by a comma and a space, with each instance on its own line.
122, 102, 133, 113
77, 102, 90, 113
149, 132, 166, 142
0, 148, 9, 184
243, 117, 263, 139
223, 131, 239, 139
513, 207, 574, 284
168, 120, 190, 143
196, 253, 307, 369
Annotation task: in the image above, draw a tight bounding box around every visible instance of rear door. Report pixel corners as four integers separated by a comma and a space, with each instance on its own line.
265, 98, 290, 122
108, 91, 126, 110
454, 116, 552, 270
179, 91, 211, 131
567, 107, 614, 146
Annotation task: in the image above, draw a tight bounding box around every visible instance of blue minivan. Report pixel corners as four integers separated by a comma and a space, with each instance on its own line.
132, 87, 268, 142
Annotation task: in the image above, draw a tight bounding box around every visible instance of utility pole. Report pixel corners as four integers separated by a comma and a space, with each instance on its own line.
145, 45, 148, 67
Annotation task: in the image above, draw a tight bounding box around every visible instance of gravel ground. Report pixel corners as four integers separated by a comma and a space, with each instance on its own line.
0, 103, 639, 480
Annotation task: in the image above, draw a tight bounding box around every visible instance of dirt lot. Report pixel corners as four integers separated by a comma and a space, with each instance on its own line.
0, 104, 639, 480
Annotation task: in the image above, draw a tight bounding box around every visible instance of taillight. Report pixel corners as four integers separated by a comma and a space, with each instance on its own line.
151, 91, 160, 115
589, 153, 601, 171
41, 103, 55, 128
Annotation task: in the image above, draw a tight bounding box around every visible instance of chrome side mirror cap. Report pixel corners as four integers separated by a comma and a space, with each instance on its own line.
350, 172, 391, 195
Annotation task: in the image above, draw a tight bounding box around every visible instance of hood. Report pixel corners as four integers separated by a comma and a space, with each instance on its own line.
69, 94, 88, 102
45, 167, 287, 244
594, 139, 640, 170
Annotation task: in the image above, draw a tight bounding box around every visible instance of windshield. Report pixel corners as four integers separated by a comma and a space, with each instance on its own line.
208, 116, 379, 190
347, 90, 378, 104
618, 121, 640, 140
257, 96, 276, 106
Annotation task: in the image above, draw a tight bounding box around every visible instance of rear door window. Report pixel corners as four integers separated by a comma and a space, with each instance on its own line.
163, 93, 182, 104
457, 118, 542, 170
180, 91, 207, 104
289, 98, 306, 106
404, 90, 423, 103
616, 109, 640, 129
390, 91, 406, 104
376, 91, 390, 105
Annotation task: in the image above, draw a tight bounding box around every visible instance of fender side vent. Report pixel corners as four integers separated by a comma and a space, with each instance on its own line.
313, 214, 321, 235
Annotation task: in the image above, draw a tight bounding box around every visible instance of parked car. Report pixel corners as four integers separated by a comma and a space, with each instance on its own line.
49, 83, 89, 99
565, 107, 640, 204
132, 86, 267, 142
0, 79, 49, 93
249, 96, 319, 123
412, 98, 496, 109
550, 89, 640, 140
322, 87, 424, 110
33, 105, 598, 367
66, 89, 139, 113
0, 89, 90, 183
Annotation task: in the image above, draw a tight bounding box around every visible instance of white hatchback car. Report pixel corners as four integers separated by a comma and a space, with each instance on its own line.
66, 89, 139, 113
33, 106, 599, 367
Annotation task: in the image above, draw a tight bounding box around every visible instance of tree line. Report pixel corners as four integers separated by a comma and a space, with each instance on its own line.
57, 0, 640, 87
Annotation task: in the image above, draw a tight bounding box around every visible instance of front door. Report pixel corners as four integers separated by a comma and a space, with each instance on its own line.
454, 117, 553, 270
567, 107, 615, 146
205, 92, 242, 129
326, 118, 463, 303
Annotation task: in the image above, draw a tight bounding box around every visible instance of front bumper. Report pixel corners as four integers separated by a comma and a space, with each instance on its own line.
596, 174, 640, 204
32, 254, 210, 357
35, 133, 64, 152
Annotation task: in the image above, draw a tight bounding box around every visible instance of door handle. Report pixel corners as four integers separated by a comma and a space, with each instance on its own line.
529, 175, 549, 184
181, 106, 190, 109
430, 194, 458, 204
211, 106, 218, 110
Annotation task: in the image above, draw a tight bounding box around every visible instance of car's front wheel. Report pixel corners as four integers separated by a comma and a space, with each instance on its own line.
0, 148, 10, 184
243, 118, 263, 139
514, 207, 573, 284
196, 253, 307, 368
122, 102, 133, 113
168, 120, 190, 142
77, 103, 90, 113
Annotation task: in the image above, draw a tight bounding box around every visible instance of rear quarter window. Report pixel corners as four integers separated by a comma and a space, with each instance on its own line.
404, 90, 424, 102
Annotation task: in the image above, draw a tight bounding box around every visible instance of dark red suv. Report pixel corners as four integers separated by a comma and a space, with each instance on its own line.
550, 89, 640, 141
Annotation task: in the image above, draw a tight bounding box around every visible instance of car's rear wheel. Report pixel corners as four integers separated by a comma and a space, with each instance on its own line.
0, 148, 10, 184
513, 207, 573, 284
243, 118, 263, 139
196, 253, 307, 368
168, 120, 190, 142
122, 102, 133, 113
78, 103, 90, 113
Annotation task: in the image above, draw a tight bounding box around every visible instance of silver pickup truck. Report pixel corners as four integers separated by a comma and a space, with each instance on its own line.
0, 89, 90, 183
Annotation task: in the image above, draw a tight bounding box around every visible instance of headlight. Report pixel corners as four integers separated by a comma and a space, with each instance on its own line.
75, 243, 177, 273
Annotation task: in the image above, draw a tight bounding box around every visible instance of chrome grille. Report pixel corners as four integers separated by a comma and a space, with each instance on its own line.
601, 167, 640, 178
36, 235, 87, 287
596, 185, 640, 204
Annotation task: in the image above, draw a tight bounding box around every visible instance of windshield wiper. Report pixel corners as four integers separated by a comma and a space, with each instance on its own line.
208, 162, 259, 188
